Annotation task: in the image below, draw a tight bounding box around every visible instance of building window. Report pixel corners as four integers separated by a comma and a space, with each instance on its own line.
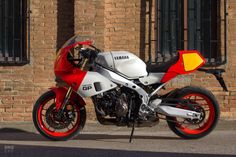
0, 0, 29, 65
155, 0, 227, 66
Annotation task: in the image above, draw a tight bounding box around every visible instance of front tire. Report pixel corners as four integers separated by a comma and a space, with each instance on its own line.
166, 86, 220, 139
33, 90, 86, 141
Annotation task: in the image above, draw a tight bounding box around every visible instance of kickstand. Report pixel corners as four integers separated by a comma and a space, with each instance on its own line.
129, 122, 135, 143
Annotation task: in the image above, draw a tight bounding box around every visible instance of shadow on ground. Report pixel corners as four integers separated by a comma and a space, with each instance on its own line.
0, 128, 46, 141
76, 133, 181, 141
0, 127, 180, 142
0, 144, 234, 157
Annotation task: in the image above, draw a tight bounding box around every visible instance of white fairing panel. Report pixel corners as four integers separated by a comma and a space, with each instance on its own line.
77, 71, 117, 97
139, 73, 165, 85
96, 51, 148, 79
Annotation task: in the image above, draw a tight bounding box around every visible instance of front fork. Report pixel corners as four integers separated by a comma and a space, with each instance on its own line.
58, 87, 73, 116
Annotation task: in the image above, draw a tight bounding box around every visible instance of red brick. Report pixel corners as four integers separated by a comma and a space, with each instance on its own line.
5, 107, 25, 113
3, 117, 24, 122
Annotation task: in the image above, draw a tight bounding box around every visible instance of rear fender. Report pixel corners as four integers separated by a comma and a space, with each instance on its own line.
50, 87, 86, 110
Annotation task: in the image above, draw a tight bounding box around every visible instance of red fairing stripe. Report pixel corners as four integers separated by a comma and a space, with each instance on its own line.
58, 69, 87, 91
54, 43, 87, 91
161, 50, 205, 83
161, 72, 178, 83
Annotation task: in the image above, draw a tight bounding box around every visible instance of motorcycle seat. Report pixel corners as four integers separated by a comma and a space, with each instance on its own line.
146, 55, 179, 73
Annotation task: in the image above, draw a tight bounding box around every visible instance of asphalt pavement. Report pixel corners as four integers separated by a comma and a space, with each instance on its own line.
0, 120, 235, 157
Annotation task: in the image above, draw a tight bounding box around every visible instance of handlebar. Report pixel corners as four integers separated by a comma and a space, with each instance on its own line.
79, 48, 98, 63
67, 47, 99, 68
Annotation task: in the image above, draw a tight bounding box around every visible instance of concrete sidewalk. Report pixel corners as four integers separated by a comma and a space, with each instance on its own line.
0, 120, 235, 157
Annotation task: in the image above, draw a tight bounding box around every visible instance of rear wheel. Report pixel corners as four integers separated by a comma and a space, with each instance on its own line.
33, 90, 86, 141
166, 86, 220, 139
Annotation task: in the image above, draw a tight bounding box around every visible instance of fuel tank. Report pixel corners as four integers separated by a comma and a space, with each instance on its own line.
95, 51, 148, 79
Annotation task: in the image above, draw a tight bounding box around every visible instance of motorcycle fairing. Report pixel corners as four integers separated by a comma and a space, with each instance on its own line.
161, 50, 205, 83
77, 71, 117, 97
56, 69, 87, 92
54, 41, 91, 91
54, 40, 92, 74
54, 36, 118, 98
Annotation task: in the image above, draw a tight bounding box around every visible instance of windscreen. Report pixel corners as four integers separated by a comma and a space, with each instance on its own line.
61, 35, 93, 49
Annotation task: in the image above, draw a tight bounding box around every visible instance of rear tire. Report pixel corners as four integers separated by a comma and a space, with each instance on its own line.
33, 90, 86, 141
166, 86, 220, 139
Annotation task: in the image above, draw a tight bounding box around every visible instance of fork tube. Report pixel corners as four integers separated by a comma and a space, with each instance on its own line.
60, 87, 73, 111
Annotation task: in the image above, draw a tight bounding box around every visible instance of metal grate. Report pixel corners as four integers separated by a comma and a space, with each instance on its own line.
155, 0, 184, 63
0, 0, 30, 65
154, 0, 227, 66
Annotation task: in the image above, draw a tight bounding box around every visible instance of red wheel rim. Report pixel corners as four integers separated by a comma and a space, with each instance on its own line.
37, 95, 80, 137
175, 93, 215, 135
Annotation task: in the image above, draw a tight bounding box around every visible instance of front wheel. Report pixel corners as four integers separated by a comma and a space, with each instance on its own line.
33, 90, 86, 141
166, 86, 220, 139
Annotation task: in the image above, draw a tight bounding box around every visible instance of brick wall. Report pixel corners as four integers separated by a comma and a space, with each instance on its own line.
0, 0, 57, 121
75, 0, 105, 49
224, 0, 236, 118
0, 0, 235, 122
104, 0, 141, 56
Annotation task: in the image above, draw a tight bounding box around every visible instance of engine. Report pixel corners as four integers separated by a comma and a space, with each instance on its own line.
94, 90, 129, 118
93, 89, 159, 127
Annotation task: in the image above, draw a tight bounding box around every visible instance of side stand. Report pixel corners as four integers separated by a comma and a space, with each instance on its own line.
129, 122, 135, 143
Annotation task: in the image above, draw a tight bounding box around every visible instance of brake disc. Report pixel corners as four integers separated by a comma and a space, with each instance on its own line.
45, 104, 74, 130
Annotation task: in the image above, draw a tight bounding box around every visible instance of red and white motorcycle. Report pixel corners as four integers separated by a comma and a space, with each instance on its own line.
33, 35, 227, 141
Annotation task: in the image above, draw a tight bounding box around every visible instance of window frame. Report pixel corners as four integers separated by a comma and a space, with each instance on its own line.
0, 0, 30, 66
153, 0, 227, 66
